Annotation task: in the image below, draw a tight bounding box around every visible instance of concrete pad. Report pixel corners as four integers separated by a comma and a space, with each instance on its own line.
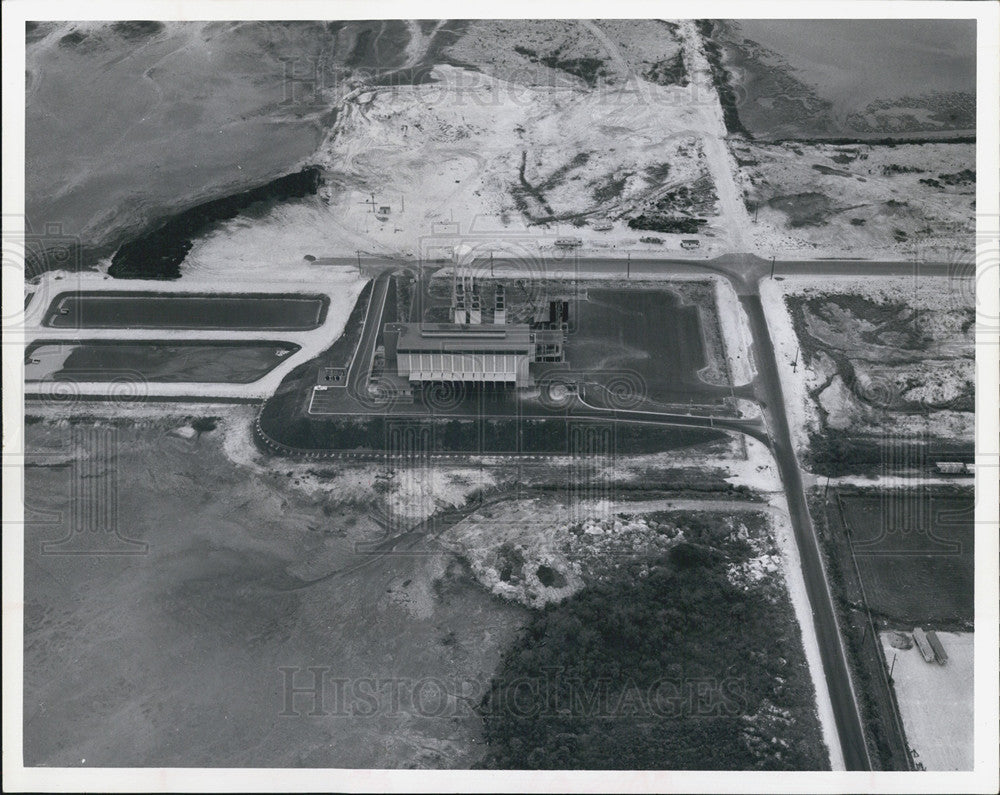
880, 630, 973, 770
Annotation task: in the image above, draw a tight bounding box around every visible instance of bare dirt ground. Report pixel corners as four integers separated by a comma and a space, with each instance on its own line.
169, 19, 751, 264
759, 275, 974, 461
879, 631, 973, 770
732, 140, 975, 260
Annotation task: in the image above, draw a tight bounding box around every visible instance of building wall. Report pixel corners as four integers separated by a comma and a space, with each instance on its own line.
397, 351, 530, 387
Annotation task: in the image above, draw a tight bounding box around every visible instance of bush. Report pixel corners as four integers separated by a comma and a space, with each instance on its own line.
191, 417, 218, 436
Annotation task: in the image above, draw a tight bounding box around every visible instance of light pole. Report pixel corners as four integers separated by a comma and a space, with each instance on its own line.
627, 251, 631, 280
770, 255, 776, 279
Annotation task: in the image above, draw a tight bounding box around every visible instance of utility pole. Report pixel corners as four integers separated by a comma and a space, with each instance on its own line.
490, 251, 494, 277
889, 652, 897, 679
627, 251, 631, 280
770, 255, 776, 279
356, 249, 361, 270
401, 194, 405, 213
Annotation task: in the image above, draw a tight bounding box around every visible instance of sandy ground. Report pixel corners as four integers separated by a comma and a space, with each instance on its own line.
731, 141, 975, 261
880, 631, 973, 770
22, 268, 365, 400
313, 61, 723, 258
759, 274, 975, 459
714, 277, 757, 386
173, 21, 752, 264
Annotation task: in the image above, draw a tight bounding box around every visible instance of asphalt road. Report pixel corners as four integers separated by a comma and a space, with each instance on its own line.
347, 270, 392, 398
741, 293, 871, 770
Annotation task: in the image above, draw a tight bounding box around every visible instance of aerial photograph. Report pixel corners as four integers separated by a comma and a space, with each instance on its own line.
6, 5, 997, 792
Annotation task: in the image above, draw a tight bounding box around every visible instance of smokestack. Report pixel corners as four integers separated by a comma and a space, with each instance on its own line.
454, 281, 466, 324
494, 284, 506, 326
470, 289, 482, 325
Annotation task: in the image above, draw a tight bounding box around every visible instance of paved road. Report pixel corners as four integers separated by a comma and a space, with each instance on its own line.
347, 270, 392, 398
740, 293, 871, 770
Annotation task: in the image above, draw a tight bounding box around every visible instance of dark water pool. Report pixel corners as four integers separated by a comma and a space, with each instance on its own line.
25, 340, 300, 384
43, 292, 328, 330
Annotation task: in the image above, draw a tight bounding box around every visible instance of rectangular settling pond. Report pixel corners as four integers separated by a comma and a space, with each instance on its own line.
25, 340, 300, 384
43, 292, 329, 330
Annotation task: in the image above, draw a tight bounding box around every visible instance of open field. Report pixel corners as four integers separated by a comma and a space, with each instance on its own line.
759, 276, 974, 472
836, 493, 974, 625
23, 416, 528, 768
880, 631, 973, 770
200, 18, 737, 263
813, 486, 973, 770
732, 140, 975, 260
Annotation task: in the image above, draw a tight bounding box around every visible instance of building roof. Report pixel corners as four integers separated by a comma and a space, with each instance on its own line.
388, 322, 532, 353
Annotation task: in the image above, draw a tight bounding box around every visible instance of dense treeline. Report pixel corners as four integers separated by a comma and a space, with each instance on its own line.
109, 166, 323, 279
258, 413, 725, 456
808, 430, 973, 476
477, 544, 826, 770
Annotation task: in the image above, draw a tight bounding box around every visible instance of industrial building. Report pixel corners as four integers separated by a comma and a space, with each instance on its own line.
381, 259, 567, 394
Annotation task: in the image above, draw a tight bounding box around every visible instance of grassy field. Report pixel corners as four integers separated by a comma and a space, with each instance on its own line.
813, 486, 973, 770
837, 493, 973, 624
23, 418, 529, 767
